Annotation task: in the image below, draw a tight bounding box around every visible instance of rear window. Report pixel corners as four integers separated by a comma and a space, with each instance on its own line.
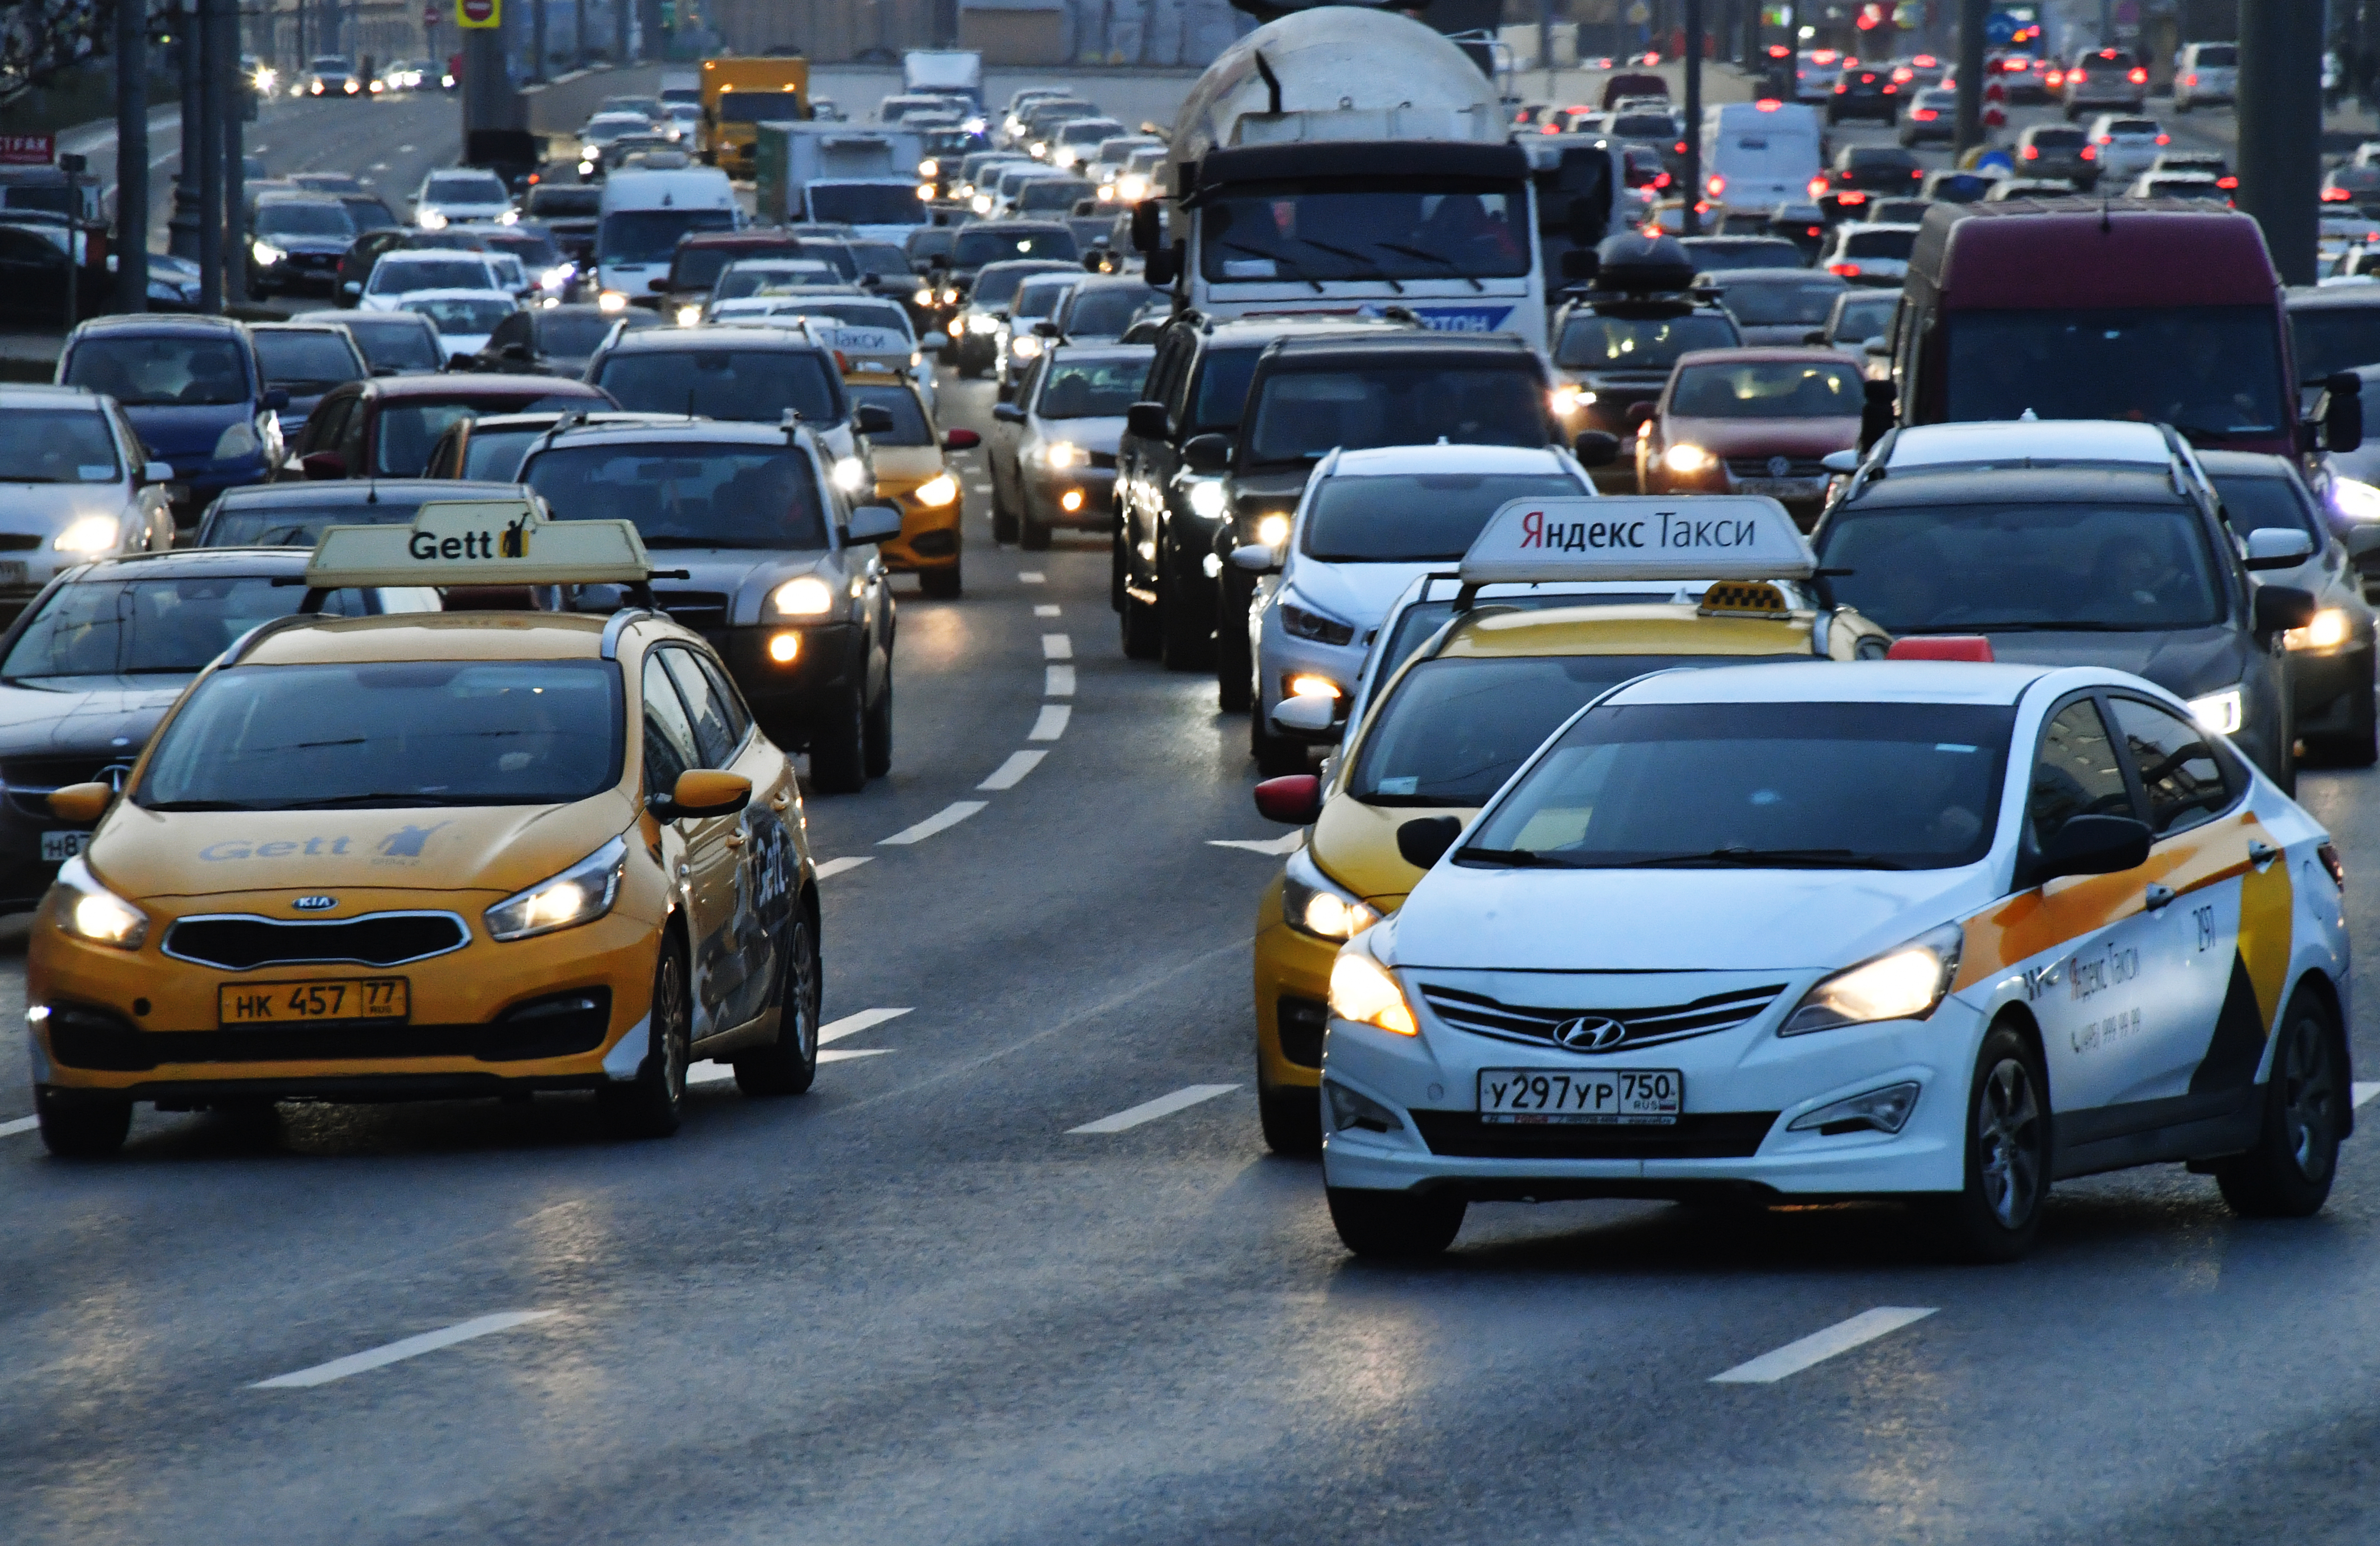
2108, 118, 2161, 136
1671, 359, 1863, 418
2209, 472, 2322, 540
1715, 276, 1847, 326
1243, 364, 1551, 464
2031, 127, 2087, 148
592, 347, 844, 425
1840, 228, 1916, 260
1846, 147, 1916, 169
2191, 44, 2237, 67
1302, 471, 1582, 561
1611, 114, 1675, 138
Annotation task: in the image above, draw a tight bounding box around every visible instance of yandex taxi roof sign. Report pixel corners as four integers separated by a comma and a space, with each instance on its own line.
1458, 495, 1815, 585
307, 500, 653, 588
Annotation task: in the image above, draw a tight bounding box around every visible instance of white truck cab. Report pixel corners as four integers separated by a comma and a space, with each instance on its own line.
594, 166, 740, 305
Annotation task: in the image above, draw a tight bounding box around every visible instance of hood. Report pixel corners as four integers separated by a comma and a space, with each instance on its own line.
0, 482, 132, 539
1312, 792, 1450, 906
1229, 465, 1315, 501
1664, 414, 1859, 458
1280, 556, 1449, 637
119, 401, 253, 455
1975, 624, 2245, 699
268, 235, 354, 257
0, 679, 190, 758
1391, 863, 1991, 973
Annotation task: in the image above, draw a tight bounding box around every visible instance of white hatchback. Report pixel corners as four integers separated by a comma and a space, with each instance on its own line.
2084, 114, 2169, 183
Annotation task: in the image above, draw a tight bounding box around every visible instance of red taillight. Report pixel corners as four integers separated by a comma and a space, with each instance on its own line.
1912, 108, 1938, 120
2325, 186, 2355, 202
1883, 84, 1897, 93
2069, 70, 2087, 85
1908, 167, 1921, 178
1754, 97, 1782, 110
1828, 262, 1862, 276
2022, 145, 2039, 159
1806, 225, 1822, 236
1812, 49, 1836, 64
1834, 83, 1848, 93
1859, 73, 1876, 83
1891, 67, 1912, 82
1809, 176, 1829, 199
2046, 70, 2064, 86
2079, 146, 2095, 161
1913, 54, 1937, 67
1837, 190, 1867, 204
1889, 636, 1995, 662
1651, 172, 1670, 188
2156, 133, 2170, 144
2217, 176, 2238, 189
1706, 174, 1725, 196
2129, 67, 2147, 84
2183, 73, 2197, 86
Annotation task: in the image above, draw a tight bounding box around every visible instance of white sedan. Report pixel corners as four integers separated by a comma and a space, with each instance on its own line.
359, 252, 505, 311
396, 288, 522, 363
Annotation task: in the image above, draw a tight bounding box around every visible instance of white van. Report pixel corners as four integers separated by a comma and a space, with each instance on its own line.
2173, 41, 2237, 112
593, 166, 740, 304
1700, 100, 1823, 223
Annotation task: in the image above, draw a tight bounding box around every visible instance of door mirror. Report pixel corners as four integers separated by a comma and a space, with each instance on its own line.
1570, 429, 1620, 467
260, 387, 290, 411
1860, 376, 1895, 450
991, 401, 1027, 424
2033, 813, 2151, 885
1271, 693, 1335, 734
648, 277, 671, 292
1181, 432, 1232, 474
1229, 542, 1278, 573
2243, 528, 2316, 569
1130, 198, 1162, 254
342, 279, 363, 293
844, 504, 903, 545
854, 403, 896, 436
1396, 815, 1464, 870
1251, 773, 1321, 824
2254, 582, 2318, 634
1032, 319, 1058, 338
1143, 244, 1179, 286
652, 767, 751, 821
921, 331, 949, 350
989, 309, 1009, 323
141, 459, 174, 484
299, 450, 347, 479
1125, 400, 1169, 440
47, 782, 111, 823
1820, 449, 1862, 474
1802, 328, 1829, 345
942, 427, 980, 450
501, 341, 532, 359
2321, 372, 2365, 453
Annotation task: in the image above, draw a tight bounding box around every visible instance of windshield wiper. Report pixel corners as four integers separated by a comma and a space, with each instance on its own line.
1372, 241, 1486, 292
1220, 240, 1324, 294
1620, 846, 1902, 869
2169, 423, 2276, 439
1915, 620, 2158, 634
141, 799, 269, 812
276, 791, 483, 808
1455, 845, 1574, 867
1296, 237, 1402, 292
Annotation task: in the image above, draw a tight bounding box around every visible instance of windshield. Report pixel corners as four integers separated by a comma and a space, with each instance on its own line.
1302, 471, 1580, 561
593, 348, 842, 423
483, 231, 561, 266
139, 660, 620, 810
1467, 699, 2010, 868
1840, 228, 1916, 259
1556, 312, 1738, 370
1672, 359, 1863, 418
4, 577, 298, 679
848, 241, 908, 274
524, 443, 829, 549
1035, 356, 1146, 419
253, 331, 364, 389
1201, 183, 1531, 282
598, 208, 735, 266
1353, 653, 1808, 807
1014, 278, 1075, 319
1944, 306, 2288, 436
401, 296, 515, 334
715, 265, 834, 298
1063, 285, 1164, 337
1716, 277, 1846, 326
376, 406, 486, 474
808, 184, 927, 225
456, 426, 545, 479
255, 202, 356, 237
2291, 307, 2380, 382
426, 174, 506, 204
528, 186, 601, 218
2193, 44, 2237, 66
1832, 294, 1898, 342
372, 257, 493, 292
1018, 181, 1090, 213
0, 409, 118, 482
203, 498, 424, 546
339, 195, 399, 230
64, 336, 251, 406
846, 385, 932, 445
1244, 364, 1550, 464
954, 228, 1077, 267
539, 314, 613, 359
341, 316, 444, 371
1815, 498, 2226, 633
2210, 472, 2321, 539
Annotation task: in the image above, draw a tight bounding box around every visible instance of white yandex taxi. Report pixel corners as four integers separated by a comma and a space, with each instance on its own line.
1322, 644, 2352, 1262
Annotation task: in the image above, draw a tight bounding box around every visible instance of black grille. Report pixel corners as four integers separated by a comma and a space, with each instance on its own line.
653, 589, 730, 632
1088, 450, 1118, 470
1725, 456, 1830, 479
1277, 995, 1327, 1068
1410, 1109, 1778, 1160
907, 528, 958, 557
1416, 981, 1787, 1053
0, 533, 42, 551
44, 989, 612, 1070
163, 913, 468, 971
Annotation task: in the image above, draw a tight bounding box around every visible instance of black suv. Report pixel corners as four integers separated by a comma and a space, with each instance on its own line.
1550, 234, 1743, 487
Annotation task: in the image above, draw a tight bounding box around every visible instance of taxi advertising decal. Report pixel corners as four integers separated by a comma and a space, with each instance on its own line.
1459, 496, 1815, 585
308, 500, 652, 588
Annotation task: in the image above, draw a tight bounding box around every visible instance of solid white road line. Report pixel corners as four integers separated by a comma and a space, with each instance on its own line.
1045, 665, 1076, 696
1033, 604, 1061, 617
1069, 1085, 1240, 1135
1041, 633, 1073, 660
1208, 833, 1304, 856
1028, 705, 1072, 740
880, 801, 988, 845
0, 1115, 37, 1139
690, 1048, 895, 1084
251, 1311, 558, 1389
1018, 571, 1046, 584
2355, 1082, 2380, 1109
1710, 1307, 1937, 1384
821, 1007, 913, 1045
813, 856, 873, 879
979, 750, 1047, 790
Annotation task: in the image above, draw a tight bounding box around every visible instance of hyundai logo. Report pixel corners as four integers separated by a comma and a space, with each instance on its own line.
1553, 1015, 1628, 1051
291, 895, 338, 912
1766, 455, 1793, 479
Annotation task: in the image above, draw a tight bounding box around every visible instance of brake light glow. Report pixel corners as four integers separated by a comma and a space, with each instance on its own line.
1913, 54, 1937, 67
2045, 69, 2064, 86
2217, 176, 2238, 189
2325, 187, 2355, 202
1836, 189, 1867, 204
2080, 146, 2095, 161
1891, 67, 1912, 83
2183, 73, 2197, 86
2129, 68, 2148, 84
1912, 107, 1938, 120
1755, 97, 1781, 111
1883, 84, 1897, 93
1676, 140, 1688, 154
1707, 174, 1725, 196
2156, 133, 2170, 144
2022, 145, 2038, 159
1829, 262, 1862, 276
1812, 49, 1837, 64
1809, 176, 1829, 199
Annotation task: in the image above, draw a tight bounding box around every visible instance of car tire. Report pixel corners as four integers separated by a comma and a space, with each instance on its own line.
34, 1087, 130, 1158
862, 675, 893, 780
2216, 990, 2344, 1218
1257, 1077, 1322, 1156
1157, 553, 1211, 671
734, 906, 821, 1097
1924, 1022, 2050, 1263
598, 940, 690, 1139
1251, 701, 1310, 775
1327, 1186, 1466, 1259
990, 475, 1019, 545
1018, 498, 1051, 551
810, 685, 868, 794
919, 556, 962, 599
1121, 586, 1161, 658
1216, 574, 1255, 712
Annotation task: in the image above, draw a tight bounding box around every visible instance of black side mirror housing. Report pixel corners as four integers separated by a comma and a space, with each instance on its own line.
2031, 814, 2152, 886
1570, 429, 1621, 467
1181, 432, 1232, 475
2255, 582, 2318, 635
1125, 401, 1169, 441
1396, 815, 1464, 870
2319, 371, 2365, 454
1130, 198, 1162, 254
854, 403, 895, 436
991, 401, 1027, 424
1859, 377, 1895, 452
1144, 242, 1181, 286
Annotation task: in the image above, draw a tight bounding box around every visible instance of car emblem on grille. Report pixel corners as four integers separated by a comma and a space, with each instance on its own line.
1553, 1015, 1628, 1051
292, 895, 338, 911
1766, 455, 1793, 478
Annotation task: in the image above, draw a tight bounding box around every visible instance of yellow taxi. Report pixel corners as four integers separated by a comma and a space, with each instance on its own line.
1245, 496, 1891, 1152
25, 500, 824, 1156
844, 366, 970, 599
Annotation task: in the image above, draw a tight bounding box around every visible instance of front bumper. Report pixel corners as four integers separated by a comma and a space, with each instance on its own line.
715, 620, 868, 738
1255, 605, 1365, 734
879, 490, 963, 574
1253, 874, 1336, 1093
2291, 635, 2374, 726
1023, 464, 1114, 530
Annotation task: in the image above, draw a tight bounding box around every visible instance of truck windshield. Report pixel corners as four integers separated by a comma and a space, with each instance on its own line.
717, 94, 803, 124
1199, 182, 1532, 283
807, 184, 927, 225
1943, 306, 2288, 436
599, 208, 735, 266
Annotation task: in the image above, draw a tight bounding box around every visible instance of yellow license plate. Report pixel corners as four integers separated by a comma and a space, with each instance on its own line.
217, 978, 409, 1026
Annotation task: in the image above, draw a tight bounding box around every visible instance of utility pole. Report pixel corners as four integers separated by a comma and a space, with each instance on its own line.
170, 2, 202, 260
532, 0, 546, 81
196, 0, 224, 310
1682, 0, 1702, 235
2237, 0, 2322, 286
116, 0, 149, 310
1953, 0, 1987, 156
616, 0, 631, 64
222, 11, 246, 305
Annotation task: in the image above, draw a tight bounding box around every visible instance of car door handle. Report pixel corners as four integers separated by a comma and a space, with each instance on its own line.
2249, 839, 2279, 869
2144, 882, 2176, 911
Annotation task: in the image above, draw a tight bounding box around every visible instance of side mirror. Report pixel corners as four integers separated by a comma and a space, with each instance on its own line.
1863, 335, 1892, 357
1271, 693, 1335, 734
928, 251, 950, 269
2320, 374, 2365, 454
141, 459, 174, 484
1181, 432, 1232, 474
261, 387, 291, 411
648, 277, 671, 292
343, 279, 363, 293
1143, 244, 1179, 286
991, 401, 1027, 424
1125, 400, 1169, 441
2254, 582, 2318, 634
2032, 813, 2151, 885
1251, 772, 1322, 824
1230, 542, 1278, 573
1032, 319, 1058, 338
1396, 815, 1464, 870
2243, 528, 2316, 569
1625, 401, 1658, 429
990, 309, 1010, 323
854, 403, 896, 436
1802, 328, 1829, 345
921, 331, 950, 350
1570, 429, 1620, 467
501, 341, 532, 359
47, 782, 112, 823
1130, 197, 1162, 254
299, 450, 347, 479
1820, 449, 1862, 474
1860, 376, 1896, 450
651, 767, 751, 821
942, 427, 981, 450
844, 504, 904, 545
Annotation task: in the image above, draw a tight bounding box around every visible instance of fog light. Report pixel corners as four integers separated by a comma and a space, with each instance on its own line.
767, 632, 800, 663
1788, 1081, 1921, 1135
2288, 607, 2353, 650
1287, 674, 1340, 699
1060, 489, 1084, 512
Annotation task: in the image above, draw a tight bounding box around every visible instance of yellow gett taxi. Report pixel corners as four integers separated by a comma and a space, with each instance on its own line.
25, 500, 824, 1157
1245, 495, 1891, 1153
845, 367, 970, 599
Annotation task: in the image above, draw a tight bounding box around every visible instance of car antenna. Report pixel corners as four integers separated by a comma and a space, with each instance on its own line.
366, 477, 378, 504
2100, 196, 2112, 234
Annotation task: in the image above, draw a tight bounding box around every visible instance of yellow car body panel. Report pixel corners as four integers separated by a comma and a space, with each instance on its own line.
861, 387, 963, 580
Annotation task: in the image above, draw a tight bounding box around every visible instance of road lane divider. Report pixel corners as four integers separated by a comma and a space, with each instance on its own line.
250, 1310, 559, 1389
814, 856, 873, 879
688, 1008, 913, 1085
1045, 665, 1075, 697
880, 801, 989, 845
1029, 706, 1072, 740
1209, 833, 1304, 856
1034, 604, 1061, 618
0, 1115, 37, 1139
1710, 1307, 1937, 1384
980, 750, 1048, 790
1019, 571, 1046, 584
1068, 1084, 1241, 1134
1041, 634, 1072, 660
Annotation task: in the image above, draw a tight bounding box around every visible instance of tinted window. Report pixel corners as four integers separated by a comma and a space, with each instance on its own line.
375, 405, 485, 475
598, 208, 736, 265
1200, 185, 1530, 282
1831, 293, 1899, 342
253, 330, 366, 389
1671, 359, 1863, 418
1302, 472, 1580, 561
808, 184, 927, 225
1840, 228, 1916, 260
1062, 284, 1165, 337
1244, 364, 1549, 464
847, 384, 933, 445
1013, 277, 1077, 319
954, 228, 1076, 267
1944, 306, 2288, 436
370, 257, 494, 292
641, 654, 701, 792
1714, 277, 1847, 326
2108, 696, 2235, 836
1034, 356, 1147, 419
1556, 312, 1738, 370
524, 443, 830, 549
0, 409, 119, 482
2031, 127, 2087, 148
255, 201, 356, 237
1187, 344, 1263, 432
2028, 698, 2131, 842
339, 315, 444, 372
2290, 307, 2380, 382
5, 576, 299, 679
659, 647, 739, 764
427, 173, 507, 202
593, 347, 842, 424
2193, 44, 2237, 67
457, 426, 545, 480
538, 313, 615, 359
2209, 472, 2321, 539
528, 186, 602, 218
201, 497, 422, 546
64, 335, 251, 406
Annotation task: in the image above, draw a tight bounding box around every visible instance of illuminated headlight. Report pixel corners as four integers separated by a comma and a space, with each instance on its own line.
1777, 922, 1962, 1035
497, 209, 519, 225
578, 160, 595, 176
919, 158, 940, 177
1284, 851, 1379, 941
832, 456, 867, 492
1011, 334, 1044, 360
2332, 475, 2380, 522
2187, 685, 2244, 735
940, 286, 958, 304
971, 194, 993, 214
418, 209, 448, 230
917, 183, 935, 200
441, 73, 455, 88
309, 80, 323, 94
254, 67, 277, 91
1186, 477, 1228, 520
1117, 175, 1148, 202
1097, 183, 1116, 201
52, 855, 146, 950
910, 351, 923, 367
1328, 948, 1416, 1035
914, 285, 934, 305
540, 263, 574, 290
948, 314, 966, 336
1053, 147, 1078, 167
53, 515, 119, 552
1551, 384, 1594, 415
483, 836, 626, 942
1029, 141, 1047, 157
2288, 607, 2354, 650
772, 574, 837, 616
211, 420, 259, 459
1662, 442, 1716, 474
912, 473, 959, 507
343, 79, 359, 93
251, 239, 286, 266
1044, 439, 1083, 468
597, 290, 627, 313
369, 79, 383, 92
1255, 511, 1291, 547
675, 304, 702, 326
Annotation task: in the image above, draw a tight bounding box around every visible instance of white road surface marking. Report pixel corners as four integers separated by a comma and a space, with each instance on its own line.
0, 1115, 37, 1139
970, 483, 993, 493
1033, 604, 1060, 617
689, 1048, 894, 1084
1018, 571, 1046, 584
369, 162, 388, 171
1045, 665, 1075, 697
397, 143, 415, 151
979, 750, 1047, 790
1208, 833, 1304, 856
251, 1310, 558, 1389
820, 1048, 892, 1064
821, 1007, 913, 1045
814, 856, 873, 879
880, 801, 988, 845
1068, 1084, 1241, 1134
1041, 634, 1072, 660
1710, 1308, 1938, 1384
2355, 1082, 2380, 1109
1029, 705, 1072, 740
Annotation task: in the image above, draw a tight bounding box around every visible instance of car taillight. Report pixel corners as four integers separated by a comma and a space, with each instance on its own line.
1883, 84, 1897, 93
2046, 70, 2064, 86
2156, 133, 2170, 144
1838, 190, 1867, 204
2080, 147, 2095, 160
1706, 174, 1725, 196
1834, 83, 1848, 93
1913, 107, 1938, 120
1652, 171, 1671, 188
1829, 262, 1862, 276
1809, 176, 1828, 199
2217, 176, 2238, 189
2324, 187, 2354, 201
2022, 145, 2038, 159
1892, 68, 1911, 82
2129, 68, 2147, 84
2069, 70, 2087, 85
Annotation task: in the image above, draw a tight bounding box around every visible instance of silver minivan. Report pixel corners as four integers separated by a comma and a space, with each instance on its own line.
2174, 40, 2238, 112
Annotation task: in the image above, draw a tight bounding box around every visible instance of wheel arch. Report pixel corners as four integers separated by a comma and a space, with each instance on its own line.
2283, 966, 2354, 1139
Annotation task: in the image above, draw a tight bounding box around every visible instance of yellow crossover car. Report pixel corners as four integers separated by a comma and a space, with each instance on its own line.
1246, 496, 1891, 1153
24, 501, 823, 1157
846, 370, 969, 599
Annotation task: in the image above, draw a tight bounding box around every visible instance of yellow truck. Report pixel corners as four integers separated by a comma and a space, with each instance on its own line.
699, 55, 811, 178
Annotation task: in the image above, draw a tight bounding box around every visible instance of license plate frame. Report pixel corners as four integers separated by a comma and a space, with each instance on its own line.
39, 829, 89, 862
217, 977, 410, 1027
1477, 1067, 1683, 1125
0, 560, 27, 586
1733, 477, 1823, 499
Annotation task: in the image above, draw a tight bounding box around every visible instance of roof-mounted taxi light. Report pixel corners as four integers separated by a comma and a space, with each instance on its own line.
1697, 580, 1793, 619
1887, 636, 1996, 662
304, 500, 652, 596
1453, 495, 1815, 610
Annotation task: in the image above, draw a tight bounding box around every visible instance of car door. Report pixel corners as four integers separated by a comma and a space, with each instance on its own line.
659, 645, 779, 1028
697, 649, 800, 1008
641, 647, 744, 1042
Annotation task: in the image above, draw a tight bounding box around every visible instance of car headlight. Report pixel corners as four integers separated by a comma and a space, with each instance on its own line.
1029, 141, 1047, 157
1012, 334, 1043, 360
1777, 922, 1962, 1036
53, 514, 119, 552
212, 420, 259, 459
913, 285, 934, 305
675, 304, 702, 326
2287, 607, 2354, 650
1662, 442, 1716, 474
418, 209, 447, 230
597, 290, 627, 313
52, 854, 146, 950
919, 158, 940, 177
912, 473, 959, 507
498, 209, 519, 225
251, 239, 286, 266
1280, 597, 1356, 645
1254, 511, 1291, 547
1044, 439, 1083, 468
1186, 477, 1228, 520
772, 574, 837, 616
971, 194, 993, 214
1283, 851, 1377, 939
1117, 175, 1147, 201
940, 287, 959, 304
540, 263, 574, 290
483, 835, 626, 942
2331, 475, 2380, 523
948, 314, 966, 336
832, 456, 867, 492
2187, 685, 2244, 734
1329, 948, 1417, 1035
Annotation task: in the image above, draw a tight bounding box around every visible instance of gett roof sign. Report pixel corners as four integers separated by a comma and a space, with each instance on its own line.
307, 500, 653, 588
1458, 495, 1814, 585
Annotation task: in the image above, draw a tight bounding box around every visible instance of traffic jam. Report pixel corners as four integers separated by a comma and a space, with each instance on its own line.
6, 0, 2380, 1528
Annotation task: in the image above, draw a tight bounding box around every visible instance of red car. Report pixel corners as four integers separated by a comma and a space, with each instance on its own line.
1631, 347, 1864, 528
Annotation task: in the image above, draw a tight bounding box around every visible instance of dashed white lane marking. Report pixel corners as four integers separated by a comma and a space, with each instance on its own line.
1033, 604, 1061, 618
369, 161, 389, 171
687, 1009, 914, 1085
1209, 833, 1304, 856
251, 1310, 558, 1389
1710, 1307, 1937, 1384
1045, 664, 1075, 696
1028, 705, 1072, 740
1018, 571, 1046, 584
2355, 1082, 2380, 1109
880, 801, 988, 845
820, 1048, 892, 1064
979, 750, 1047, 790
397, 143, 415, 151
970, 482, 993, 492
821, 1007, 913, 1044
0, 1115, 37, 1139
1041, 633, 1072, 660
1068, 1084, 1240, 1134
814, 856, 872, 879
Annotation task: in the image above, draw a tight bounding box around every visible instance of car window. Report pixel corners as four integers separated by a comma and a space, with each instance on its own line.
693, 653, 753, 746
1671, 359, 1863, 418
2209, 472, 2321, 540
641, 652, 702, 793
2106, 696, 2238, 837
0, 408, 120, 481
846, 384, 933, 445
593, 347, 842, 424
374, 404, 484, 475
1243, 364, 1549, 463
1302, 471, 1582, 562
2028, 697, 2132, 843
1556, 312, 1738, 370
64, 335, 251, 406
658, 646, 739, 765
1033, 357, 1146, 419
253, 330, 367, 390
524, 442, 829, 549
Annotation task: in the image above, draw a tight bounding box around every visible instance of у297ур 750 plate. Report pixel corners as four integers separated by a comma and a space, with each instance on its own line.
1477, 1069, 1683, 1125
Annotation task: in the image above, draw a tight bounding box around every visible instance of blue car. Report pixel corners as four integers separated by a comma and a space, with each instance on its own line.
55, 314, 287, 525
